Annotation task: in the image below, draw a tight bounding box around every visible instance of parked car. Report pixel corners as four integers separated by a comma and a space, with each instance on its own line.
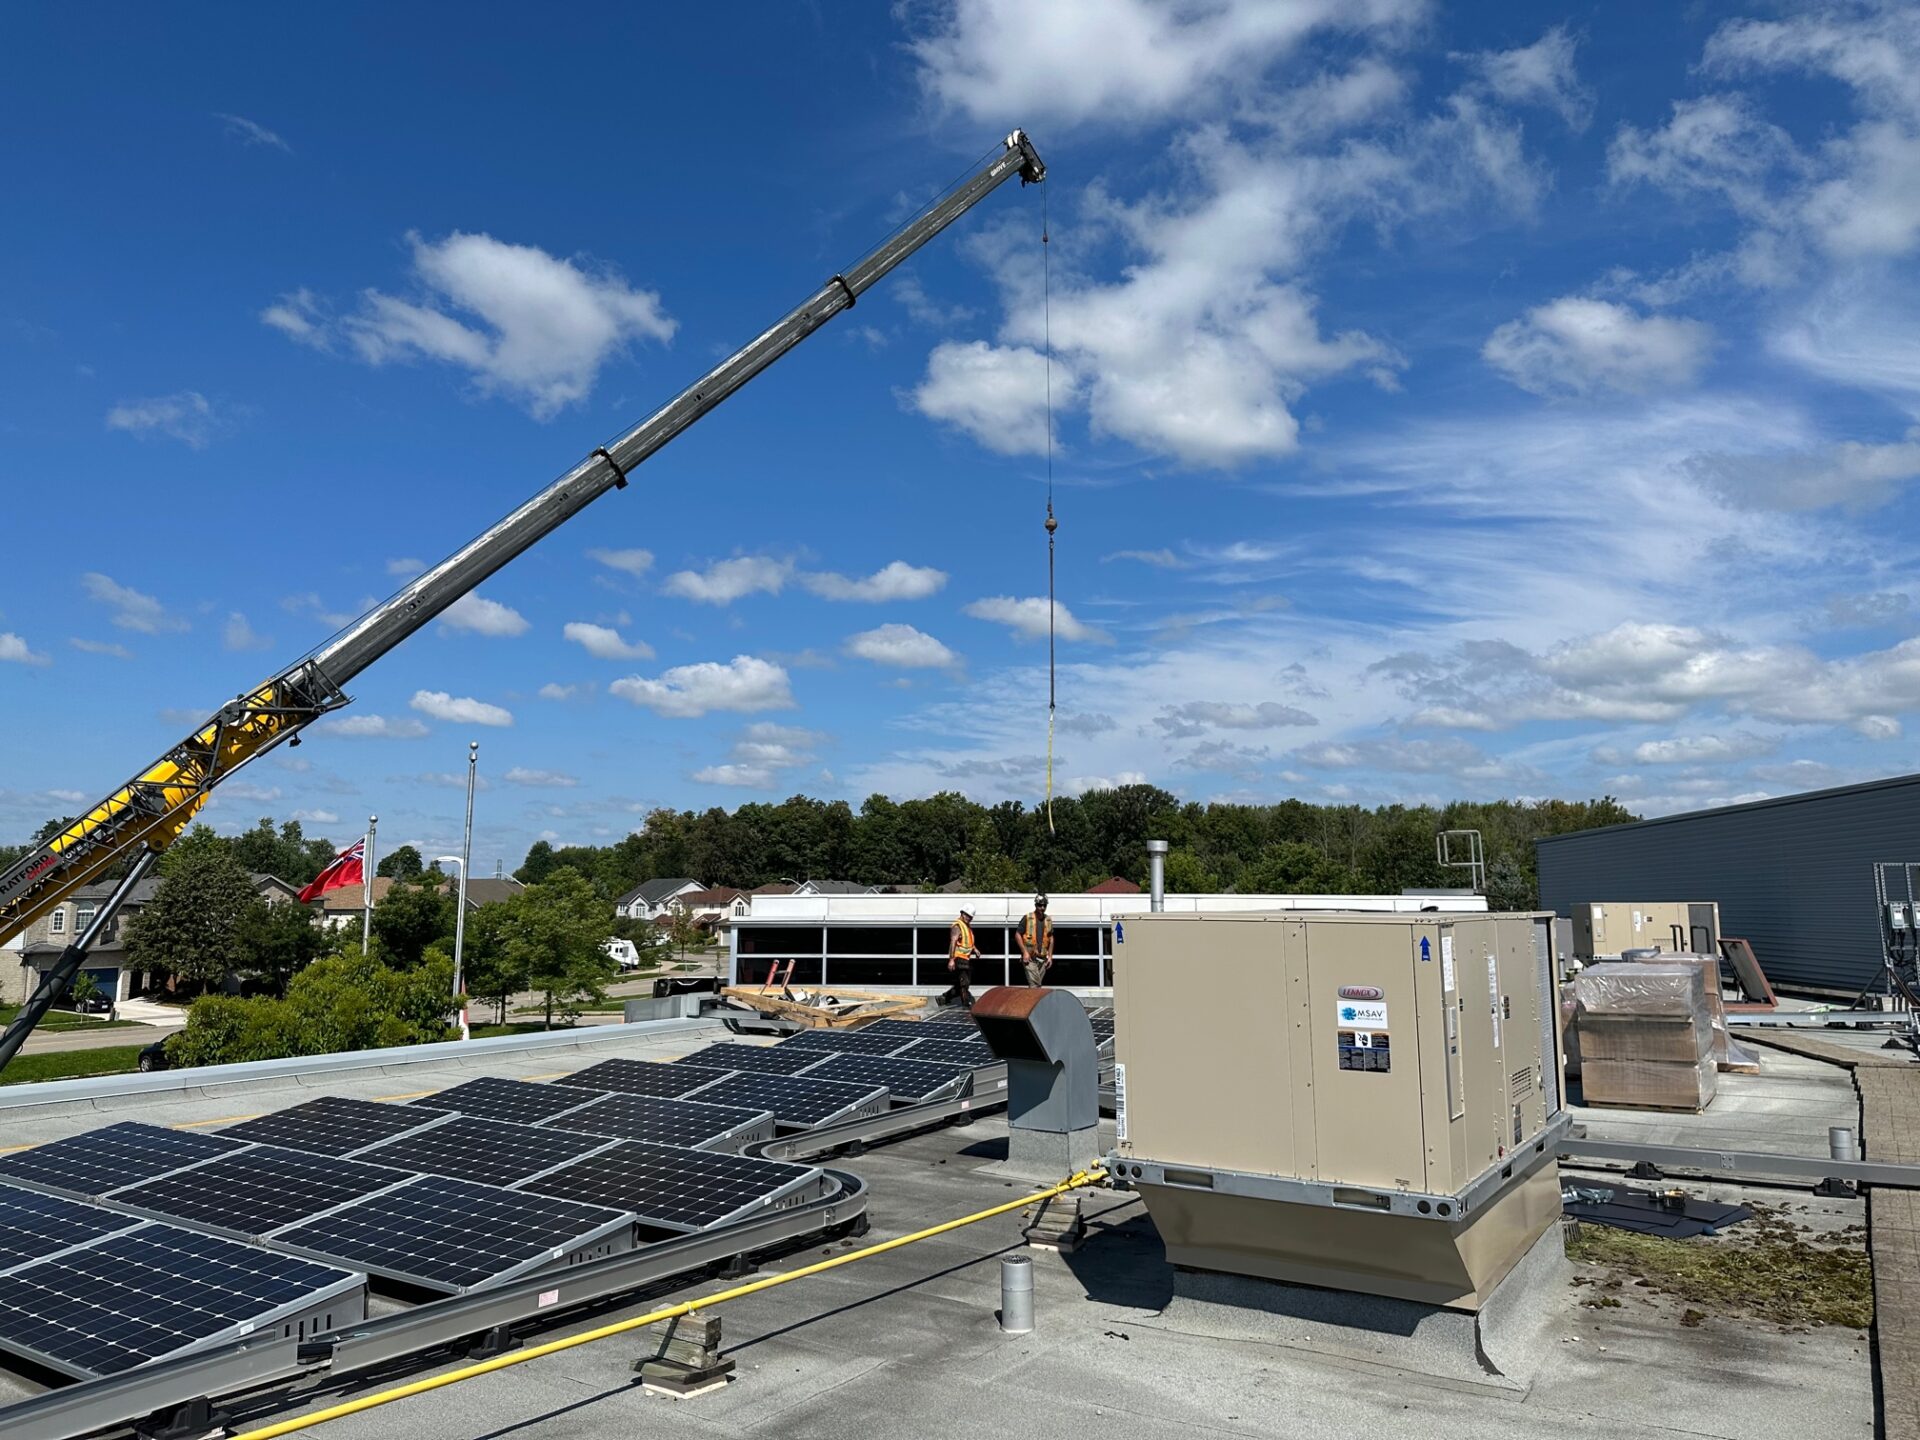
136, 1039, 169, 1072
70, 993, 112, 1015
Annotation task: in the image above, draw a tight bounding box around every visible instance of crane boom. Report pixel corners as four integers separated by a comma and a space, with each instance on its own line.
0, 130, 1044, 967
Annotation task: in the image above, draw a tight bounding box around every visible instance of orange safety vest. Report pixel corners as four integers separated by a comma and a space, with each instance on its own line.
951, 918, 977, 961
1021, 913, 1053, 954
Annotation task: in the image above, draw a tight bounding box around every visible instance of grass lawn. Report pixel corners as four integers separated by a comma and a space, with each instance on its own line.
0, 1044, 148, 1086
469, 1022, 554, 1038
0, 1005, 140, 1033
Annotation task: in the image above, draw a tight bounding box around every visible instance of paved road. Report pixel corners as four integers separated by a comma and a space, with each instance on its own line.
15, 1021, 168, 1056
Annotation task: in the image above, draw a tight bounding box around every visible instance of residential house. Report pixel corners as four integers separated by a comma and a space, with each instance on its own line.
4, 871, 297, 1006
750, 879, 879, 898
616, 878, 704, 922
454, 876, 525, 909
317, 875, 396, 932
1083, 877, 1142, 895
667, 886, 751, 935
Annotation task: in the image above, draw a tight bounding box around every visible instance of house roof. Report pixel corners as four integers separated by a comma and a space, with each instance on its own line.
617, 877, 702, 907
799, 880, 877, 896
752, 882, 797, 896
1083, 877, 1143, 894
320, 876, 395, 911
676, 886, 747, 908
68, 876, 162, 906
460, 877, 525, 908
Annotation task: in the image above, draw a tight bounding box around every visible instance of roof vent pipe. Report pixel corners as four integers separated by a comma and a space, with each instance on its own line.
1146, 839, 1168, 912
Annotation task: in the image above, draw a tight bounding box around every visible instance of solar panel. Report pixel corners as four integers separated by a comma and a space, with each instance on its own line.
791, 1052, 974, 1103
673, 1042, 819, 1074
518, 1141, 822, 1232
847, 1018, 947, 1042
0, 1222, 362, 1378
0, 1122, 246, 1200
543, 1093, 774, 1151
269, 1174, 632, 1294
679, 1070, 888, 1128
408, 1076, 602, 1125
221, 1096, 447, 1157
919, 1007, 980, 1028
779, 1028, 908, 1056
559, 1057, 731, 1098
104, 1145, 413, 1239
891, 1036, 995, 1067
352, 1116, 616, 1188
0, 1184, 143, 1275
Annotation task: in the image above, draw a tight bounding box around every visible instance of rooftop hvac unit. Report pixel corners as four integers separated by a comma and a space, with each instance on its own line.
1109, 911, 1568, 1311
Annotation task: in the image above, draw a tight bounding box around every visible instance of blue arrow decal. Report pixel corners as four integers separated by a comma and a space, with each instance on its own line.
1419, 936, 1431, 960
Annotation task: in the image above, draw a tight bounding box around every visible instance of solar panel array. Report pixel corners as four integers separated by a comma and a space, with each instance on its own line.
520, 1141, 818, 1232
221, 1096, 446, 1157
683, 1070, 887, 1128
105, 1145, 412, 1239
408, 1076, 602, 1125
352, 1116, 615, 1189
891, 1036, 995, 1067
792, 1052, 973, 1102
673, 1043, 824, 1074
0, 1223, 358, 1378
0, 1123, 245, 1200
270, 1175, 631, 1294
780, 1028, 910, 1057
543, 1092, 773, 1151
0, 1185, 141, 1274
562, 1057, 727, 1098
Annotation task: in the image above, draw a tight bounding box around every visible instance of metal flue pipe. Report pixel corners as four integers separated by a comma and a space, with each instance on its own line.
1146, 839, 1168, 912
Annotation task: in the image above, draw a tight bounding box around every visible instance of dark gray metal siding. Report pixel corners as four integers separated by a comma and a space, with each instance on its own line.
1536, 774, 1920, 994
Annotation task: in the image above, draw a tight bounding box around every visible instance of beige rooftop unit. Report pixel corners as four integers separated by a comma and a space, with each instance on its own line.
1571, 900, 1721, 959
1110, 910, 1567, 1311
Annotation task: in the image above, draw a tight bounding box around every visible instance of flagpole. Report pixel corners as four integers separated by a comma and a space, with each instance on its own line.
362, 814, 378, 952
456, 741, 477, 1041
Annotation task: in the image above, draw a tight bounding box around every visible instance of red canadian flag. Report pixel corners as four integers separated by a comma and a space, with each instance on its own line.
297, 839, 367, 904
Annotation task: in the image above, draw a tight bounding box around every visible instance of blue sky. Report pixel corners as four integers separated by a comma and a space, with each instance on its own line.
3, 2, 1919, 869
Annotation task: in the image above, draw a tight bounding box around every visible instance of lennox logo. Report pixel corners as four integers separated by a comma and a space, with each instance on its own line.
1338, 985, 1384, 1000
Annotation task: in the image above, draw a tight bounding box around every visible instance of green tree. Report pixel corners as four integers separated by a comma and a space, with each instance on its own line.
457, 902, 524, 1025
517, 839, 557, 884
67, 970, 104, 1011
667, 907, 701, 961
1239, 841, 1364, 895
497, 869, 618, 1027
960, 819, 1024, 891
166, 950, 454, 1066
370, 875, 455, 969
377, 844, 424, 880
233, 898, 326, 995
1162, 850, 1220, 894
125, 843, 259, 990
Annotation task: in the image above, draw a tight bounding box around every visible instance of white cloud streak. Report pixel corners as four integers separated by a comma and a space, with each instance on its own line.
81, 573, 187, 634
438, 593, 530, 637
801, 561, 947, 602
409, 690, 514, 727
963, 595, 1111, 644
661, 556, 792, 605
845, 623, 960, 668
105, 391, 220, 448
609, 656, 795, 718
563, 621, 654, 660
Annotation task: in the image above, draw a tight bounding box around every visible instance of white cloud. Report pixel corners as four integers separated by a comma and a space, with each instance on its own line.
385, 557, 426, 577
291, 808, 339, 825
1484, 298, 1715, 396
0, 633, 49, 666
1294, 736, 1535, 784
504, 766, 579, 787
563, 621, 654, 660
82, 573, 187, 634
1458, 25, 1593, 130
538, 682, 585, 700
1689, 428, 1920, 512
323, 713, 429, 739
215, 113, 291, 153
69, 638, 131, 659
268, 232, 676, 418
909, 342, 1065, 457
907, 0, 1416, 130
845, 624, 960, 669
690, 763, 781, 788
438, 593, 530, 637
409, 690, 514, 727
662, 556, 792, 605
222, 612, 272, 651
1066, 771, 1149, 795
1630, 734, 1774, 765
963, 595, 1112, 644
801, 561, 948, 602
1103, 549, 1188, 569
1153, 700, 1317, 736
1826, 591, 1911, 628
691, 722, 828, 789
588, 547, 655, 579
609, 655, 795, 718
105, 391, 220, 448
47, 789, 87, 804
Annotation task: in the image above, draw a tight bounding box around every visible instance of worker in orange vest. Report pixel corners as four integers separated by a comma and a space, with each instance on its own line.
1016, 893, 1054, 987
941, 908, 979, 1008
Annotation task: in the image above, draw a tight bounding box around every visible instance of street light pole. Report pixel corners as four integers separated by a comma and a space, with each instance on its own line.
362, 814, 378, 952
454, 739, 478, 1041
437, 852, 469, 1043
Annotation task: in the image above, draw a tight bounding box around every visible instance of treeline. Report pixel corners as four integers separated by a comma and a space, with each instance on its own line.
520, 786, 1638, 910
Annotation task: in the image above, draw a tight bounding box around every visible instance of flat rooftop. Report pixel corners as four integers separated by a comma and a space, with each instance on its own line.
0, 1019, 1876, 1440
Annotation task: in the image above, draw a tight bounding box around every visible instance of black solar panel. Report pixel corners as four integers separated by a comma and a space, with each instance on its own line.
0, 1122, 245, 1200
353, 1116, 614, 1188
791, 1052, 974, 1102
519, 1141, 819, 1231
270, 1174, 630, 1294
0, 1223, 359, 1378
779, 1028, 908, 1056
848, 1019, 947, 1042
0, 1184, 142, 1274
891, 1036, 995, 1067
919, 1007, 980, 1029
409, 1076, 602, 1125
543, 1093, 772, 1151
106, 1145, 412, 1238
1089, 1014, 1115, 1042
674, 1043, 818, 1074
679, 1071, 887, 1127
221, 1096, 445, 1157
560, 1057, 730, 1098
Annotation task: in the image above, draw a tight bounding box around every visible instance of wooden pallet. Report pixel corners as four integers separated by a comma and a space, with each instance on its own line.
1581, 1097, 1712, 1115
719, 985, 927, 1028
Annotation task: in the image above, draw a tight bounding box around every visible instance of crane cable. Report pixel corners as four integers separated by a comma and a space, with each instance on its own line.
1042, 181, 1057, 835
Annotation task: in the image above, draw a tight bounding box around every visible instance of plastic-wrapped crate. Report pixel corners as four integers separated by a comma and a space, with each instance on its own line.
1578, 1011, 1712, 1063
1581, 1055, 1718, 1111
1628, 951, 1761, 1074
1574, 961, 1706, 1017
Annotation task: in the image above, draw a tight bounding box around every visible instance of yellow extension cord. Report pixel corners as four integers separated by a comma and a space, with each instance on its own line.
230, 1166, 1107, 1439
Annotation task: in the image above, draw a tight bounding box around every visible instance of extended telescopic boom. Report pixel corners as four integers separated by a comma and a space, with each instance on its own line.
0, 130, 1044, 1068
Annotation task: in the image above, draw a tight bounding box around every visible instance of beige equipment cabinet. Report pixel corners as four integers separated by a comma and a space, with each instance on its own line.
1572, 901, 1721, 959
1109, 911, 1568, 1311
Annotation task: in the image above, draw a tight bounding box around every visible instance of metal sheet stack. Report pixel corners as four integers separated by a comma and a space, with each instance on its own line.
1573, 961, 1717, 1111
